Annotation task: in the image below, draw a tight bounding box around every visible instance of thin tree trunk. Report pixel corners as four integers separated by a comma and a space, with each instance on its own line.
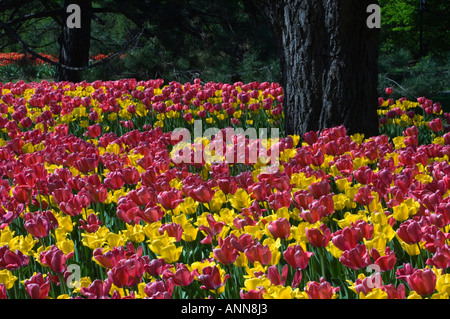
56, 0, 92, 83
256, 0, 380, 138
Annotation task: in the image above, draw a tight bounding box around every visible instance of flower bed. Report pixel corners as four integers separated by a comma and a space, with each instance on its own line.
0, 79, 449, 299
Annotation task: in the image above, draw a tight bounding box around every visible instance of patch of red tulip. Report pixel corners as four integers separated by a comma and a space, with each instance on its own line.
0, 79, 449, 300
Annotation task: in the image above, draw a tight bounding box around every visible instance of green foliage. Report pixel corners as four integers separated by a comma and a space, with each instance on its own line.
378, 51, 450, 103
379, 0, 450, 57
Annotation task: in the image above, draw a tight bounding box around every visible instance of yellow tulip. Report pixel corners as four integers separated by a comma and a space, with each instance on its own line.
228, 188, 252, 211
0, 269, 18, 289
123, 224, 146, 243
359, 288, 388, 299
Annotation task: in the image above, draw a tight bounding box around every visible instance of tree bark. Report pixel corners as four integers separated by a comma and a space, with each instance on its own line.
56, 0, 92, 83
255, 0, 380, 138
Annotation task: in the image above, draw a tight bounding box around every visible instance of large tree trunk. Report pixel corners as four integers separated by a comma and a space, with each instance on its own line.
256, 0, 380, 138
56, 0, 92, 83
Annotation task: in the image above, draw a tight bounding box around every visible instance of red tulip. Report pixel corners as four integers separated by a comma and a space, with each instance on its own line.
52, 187, 73, 204
396, 219, 423, 245
81, 279, 112, 299
283, 244, 314, 270
122, 167, 140, 185
214, 237, 240, 265
24, 273, 51, 299
137, 205, 165, 223
371, 247, 397, 272
39, 245, 73, 273
332, 227, 359, 251
385, 87, 393, 95
145, 258, 172, 277
306, 224, 332, 248
198, 265, 230, 291
107, 255, 146, 288
104, 171, 125, 190
426, 244, 450, 269
352, 219, 374, 241
308, 180, 331, 199
87, 124, 101, 138
245, 242, 272, 266
381, 283, 406, 299
266, 264, 288, 286
305, 277, 340, 299
189, 184, 215, 203
303, 131, 318, 146
159, 222, 183, 242
157, 189, 184, 210
0, 284, 6, 299
239, 288, 266, 299
428, 118, 443, 132
292, 190, 314, 210
268, 190, 291, 210
162, 264, 198, 286
144, 279, 174, 299
353, 186, 374, 206
79, 213, 103, 233
198, 214, 225, 245
12, 185, 32, 203
354, 166, 374, 185
405, 268, 436, 296
339, 244, 371, 270
0, 246, 29, 270
23, 211, 59, 239
267, 218, 291, 239
248, 182, 270, 201
217, 177, 238, 195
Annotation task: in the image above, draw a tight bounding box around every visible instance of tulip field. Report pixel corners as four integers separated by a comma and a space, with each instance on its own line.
0, 78, 450, 300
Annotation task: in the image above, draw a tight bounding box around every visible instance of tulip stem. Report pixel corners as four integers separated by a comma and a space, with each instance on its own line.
318, 247, 326, 280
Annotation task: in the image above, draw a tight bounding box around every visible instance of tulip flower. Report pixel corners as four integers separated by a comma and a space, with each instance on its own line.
339, 244, 371, 270
145, 258, 172, 277
426, 244, 450, 269
428, 118, 443, 132
283, 244, 314, 270
332, 227, 359, 251
305, 277, 340, 299
144, 279, 174, 299
159, 222, 183, 242
396, 219, 423, 245
198, 265, 230, 292
404, 268, 436, 297
107, 255, 146, 288
162, 264, 199, 286
23, 211, 59, 239
80, 279, 113, 299
245, 243, 272, 266
79, 213, 103, 233
0, 284, 6, 299
39, 245, 74, 273
267, 218, 291, 239
0, 246, 29, 270
381, 283, 406, 299
157, 189, 184, 210
239, 288, 266, 299
266, 265, 288, 286
213, 238, 240, 265
306, 224, 332, 248
371, 247, 397, 272
23, 273, 51, 299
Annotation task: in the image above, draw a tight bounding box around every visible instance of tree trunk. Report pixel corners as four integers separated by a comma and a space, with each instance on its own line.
256, 0, 380, 138
56, 0, 92, 83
